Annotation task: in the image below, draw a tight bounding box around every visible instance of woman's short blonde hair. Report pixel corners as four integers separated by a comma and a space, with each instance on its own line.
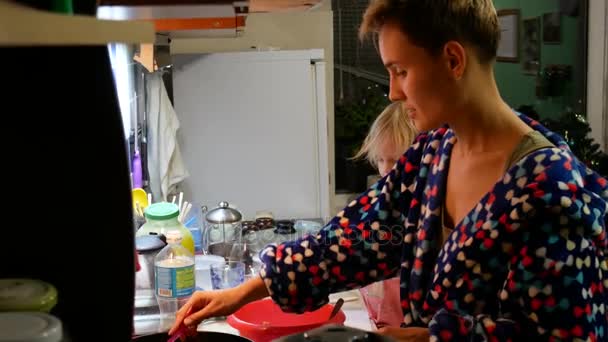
353, 101, 417, 167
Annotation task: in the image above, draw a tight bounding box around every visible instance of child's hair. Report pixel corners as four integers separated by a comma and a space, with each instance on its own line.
353, 101, 417, 168
359, 0, 500, 64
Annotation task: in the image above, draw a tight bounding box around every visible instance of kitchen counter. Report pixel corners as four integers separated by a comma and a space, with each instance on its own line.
133, 290, 374, 338
197, 290, 374, 335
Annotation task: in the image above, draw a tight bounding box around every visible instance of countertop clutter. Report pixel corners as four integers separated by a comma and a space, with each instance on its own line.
0, 279, 64, 342
133, 289, 374, 339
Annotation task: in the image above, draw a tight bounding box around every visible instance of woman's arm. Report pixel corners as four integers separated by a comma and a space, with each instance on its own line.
259, 132, 431, 313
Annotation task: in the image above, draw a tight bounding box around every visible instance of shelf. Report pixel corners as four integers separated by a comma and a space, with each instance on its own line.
0, 1, 155, 46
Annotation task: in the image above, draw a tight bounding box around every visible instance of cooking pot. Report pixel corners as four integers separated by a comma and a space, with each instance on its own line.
274, 324, 395, 342
132, 331, 251, 342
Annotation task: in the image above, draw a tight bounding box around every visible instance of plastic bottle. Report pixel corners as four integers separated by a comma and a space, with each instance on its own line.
138, 202, 195, 255
154, 230, 195, 330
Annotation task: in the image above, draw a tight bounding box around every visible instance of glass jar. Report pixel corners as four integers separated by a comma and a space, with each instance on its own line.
137, 202, 195, 255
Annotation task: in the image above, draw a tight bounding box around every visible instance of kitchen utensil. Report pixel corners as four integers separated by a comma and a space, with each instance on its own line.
273, 325, 393, 342
204, 201, 243, 258
135, 202, 143, 217
227, 298, 346, 342
132, 150, 143, 189
329, 298, 344, 320
183, 202, 192, 219
178, 202, 192, 223
330, 296, 358, 304
134, 235, 166, 308
167, 306, 193, 342
132, 331, 251, 342
167, 326, 186, 342
132, 188, 149, 210
178, 192, 184, 214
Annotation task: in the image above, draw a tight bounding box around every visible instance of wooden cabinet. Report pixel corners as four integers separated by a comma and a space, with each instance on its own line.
0, 1, 154, 46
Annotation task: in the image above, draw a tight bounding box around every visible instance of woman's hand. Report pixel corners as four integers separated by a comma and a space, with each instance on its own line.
168, 288, 241, 334
168, 276, 269, 335
377, 326, 430, 342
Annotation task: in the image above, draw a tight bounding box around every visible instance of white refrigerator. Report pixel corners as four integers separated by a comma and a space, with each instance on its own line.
172, 49, 331, 220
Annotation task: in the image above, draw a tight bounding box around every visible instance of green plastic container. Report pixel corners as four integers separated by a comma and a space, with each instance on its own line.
137, 202, 195, 254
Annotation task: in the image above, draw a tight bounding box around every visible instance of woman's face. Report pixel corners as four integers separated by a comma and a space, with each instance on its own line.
378, 21, 455, 132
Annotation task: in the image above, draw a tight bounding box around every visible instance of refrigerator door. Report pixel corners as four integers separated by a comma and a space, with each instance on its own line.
173, 49, 329, 220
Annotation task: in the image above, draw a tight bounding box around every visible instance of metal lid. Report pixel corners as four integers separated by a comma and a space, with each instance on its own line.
274, 220, 296, 234
0, 312, 62, 342
205, 201, 242, 224
135, 235, 166, 252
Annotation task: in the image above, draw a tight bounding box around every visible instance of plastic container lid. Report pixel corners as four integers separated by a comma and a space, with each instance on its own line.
255, 211, 274, 220
144, 202, 179, 220
0, 312, 62, 342
0, 279, 58, 313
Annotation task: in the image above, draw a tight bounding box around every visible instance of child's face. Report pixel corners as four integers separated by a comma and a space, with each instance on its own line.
376, 139, 402, 177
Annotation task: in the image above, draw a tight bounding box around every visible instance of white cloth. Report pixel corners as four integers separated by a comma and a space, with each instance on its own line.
146, 73, 189, 201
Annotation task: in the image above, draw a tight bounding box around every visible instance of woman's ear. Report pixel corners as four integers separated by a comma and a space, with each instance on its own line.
443, 41, 466, 80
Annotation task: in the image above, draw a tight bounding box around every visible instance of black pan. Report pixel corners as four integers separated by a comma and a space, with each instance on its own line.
133, 331, 251, 342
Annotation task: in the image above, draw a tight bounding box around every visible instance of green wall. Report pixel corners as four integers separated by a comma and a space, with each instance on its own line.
493, 0, 579, 119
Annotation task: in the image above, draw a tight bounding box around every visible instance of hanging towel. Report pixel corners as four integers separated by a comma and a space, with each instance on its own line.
146, 73, 189, 201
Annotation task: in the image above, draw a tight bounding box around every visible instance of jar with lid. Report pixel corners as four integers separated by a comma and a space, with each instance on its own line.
204, 201, 242, 259
0, 278, 58, 313
137, 202, 195, 255
272, 220, 299, 244
0, 312, 63, 342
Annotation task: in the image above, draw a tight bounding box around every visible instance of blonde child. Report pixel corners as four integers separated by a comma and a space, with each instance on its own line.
353, 101, 417, 329
353, 101, 418, 177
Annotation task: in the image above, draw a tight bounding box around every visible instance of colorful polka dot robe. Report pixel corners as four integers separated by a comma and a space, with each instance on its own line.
259, 114, 608, 341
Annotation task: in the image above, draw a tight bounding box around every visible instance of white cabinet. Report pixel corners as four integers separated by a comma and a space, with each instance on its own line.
0, 1, 154, 46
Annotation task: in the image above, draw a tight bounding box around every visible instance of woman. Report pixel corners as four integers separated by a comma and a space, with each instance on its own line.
172, 1, 608, 340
